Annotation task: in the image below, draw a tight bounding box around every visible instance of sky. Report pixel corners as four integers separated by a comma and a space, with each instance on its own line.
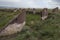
0, 0, 60, 8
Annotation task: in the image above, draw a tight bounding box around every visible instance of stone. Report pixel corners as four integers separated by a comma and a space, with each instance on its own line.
0, 9, 26, 36
41, 8, 48, 20
52, 7, 59, 13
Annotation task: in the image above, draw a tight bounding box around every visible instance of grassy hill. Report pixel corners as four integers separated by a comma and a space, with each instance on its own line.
14, 13, 60, 40
0, 10, 60, 40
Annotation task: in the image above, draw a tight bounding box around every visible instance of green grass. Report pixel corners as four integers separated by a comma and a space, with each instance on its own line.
1, 12, 60, 40
5, 13, 60, 40
0, 11, 19, 29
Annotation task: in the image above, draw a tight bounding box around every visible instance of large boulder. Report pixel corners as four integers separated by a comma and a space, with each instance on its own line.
0, 9, 26, 36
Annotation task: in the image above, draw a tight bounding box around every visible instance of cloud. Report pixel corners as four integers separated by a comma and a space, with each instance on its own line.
0, 0, 60, 8
19, 0, 60, 8
52, 0, 60, 5
53, 0, 60, 3
0, 0, 20, 2
0, 0, 21, 7
19, 0, 50, 8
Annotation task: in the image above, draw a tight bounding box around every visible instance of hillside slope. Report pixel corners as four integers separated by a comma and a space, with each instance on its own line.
1, 13, 60, 40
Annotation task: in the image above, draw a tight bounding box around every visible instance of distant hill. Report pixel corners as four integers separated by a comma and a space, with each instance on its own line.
0, 6, 19, 9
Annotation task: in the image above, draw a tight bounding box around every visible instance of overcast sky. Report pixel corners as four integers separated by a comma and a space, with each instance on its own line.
0, 0, 60, 8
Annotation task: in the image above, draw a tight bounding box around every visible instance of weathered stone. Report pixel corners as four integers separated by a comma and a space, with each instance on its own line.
41, 8, 48, 20
33, 8, 36, 14
0, 21, 25, 36
52, 7, 59, 13
26, 8, 33, 14
0, 9, 26, 36
13, 9, 17, 12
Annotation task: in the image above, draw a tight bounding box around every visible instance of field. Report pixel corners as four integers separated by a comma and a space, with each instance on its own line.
0, 10, 60, 40
0, 11, 19, 29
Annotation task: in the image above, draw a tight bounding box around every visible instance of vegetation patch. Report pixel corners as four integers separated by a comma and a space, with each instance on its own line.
0, 12, 60, 40
0, 11, 19, 29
